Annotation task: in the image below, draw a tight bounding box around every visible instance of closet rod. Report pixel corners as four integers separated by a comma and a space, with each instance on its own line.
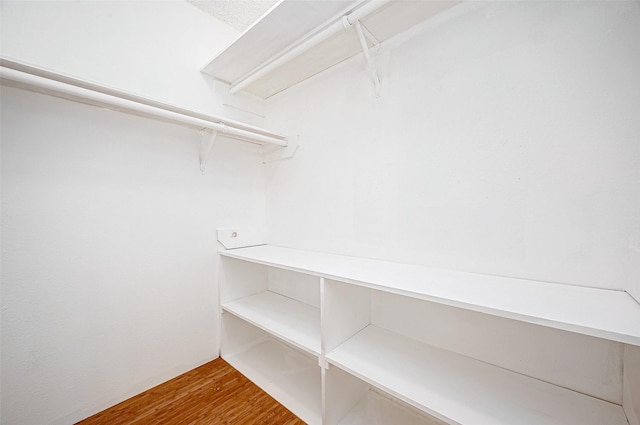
0, 61, 288, 147
229, 0, 392, 94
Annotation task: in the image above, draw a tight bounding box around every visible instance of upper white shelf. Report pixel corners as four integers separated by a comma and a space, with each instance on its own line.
220, 245, 640, 346
202, 0, 460, 98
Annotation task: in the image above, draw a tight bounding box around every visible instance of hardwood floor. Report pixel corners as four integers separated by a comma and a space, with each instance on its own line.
77, 358, 306, 425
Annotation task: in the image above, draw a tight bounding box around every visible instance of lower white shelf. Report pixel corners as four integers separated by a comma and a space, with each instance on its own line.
223, 336, 322, 425
326, 325, 628, 425
340, 390, 446, 425
222, 290, 321, 356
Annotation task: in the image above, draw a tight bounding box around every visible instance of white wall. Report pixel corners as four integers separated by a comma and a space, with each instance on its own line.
266, 0, 640, 293
264, 1, 639, 408
0, 0, 266, 125
0, 85, 265, 425
1, 2, 268, 424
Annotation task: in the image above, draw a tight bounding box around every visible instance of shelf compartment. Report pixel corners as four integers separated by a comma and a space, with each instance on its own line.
340, 391, 446, 425
326, 325, 628, 425
325, 362, 446, 425
220, 245, 640, 346
221, 313, 322, 425
222, 291, 321, 356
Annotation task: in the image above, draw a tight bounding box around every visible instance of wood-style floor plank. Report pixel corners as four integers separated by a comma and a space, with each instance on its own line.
76, 358, 306, 425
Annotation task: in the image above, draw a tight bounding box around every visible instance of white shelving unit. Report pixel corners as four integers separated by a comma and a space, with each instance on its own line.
218, 255, 323, 423
218, 244, 638, 424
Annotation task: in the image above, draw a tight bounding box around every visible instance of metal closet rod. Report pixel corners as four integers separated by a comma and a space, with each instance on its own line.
0, 59, 288, 147
229, 0, 392, 94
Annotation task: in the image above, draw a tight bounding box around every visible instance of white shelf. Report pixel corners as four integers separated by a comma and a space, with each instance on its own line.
327, 325, 628, 425
201, 0, 358, 86
222, 291, 321, 356
202, 0, 460, 98
339, 390, 445, 425
220, 245, 640, 346
223, 337, 322, 425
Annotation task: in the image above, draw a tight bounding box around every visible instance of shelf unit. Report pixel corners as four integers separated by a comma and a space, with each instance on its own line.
218, 244, 639, 424
218, 256, 323, 424
202, 0, 461, 98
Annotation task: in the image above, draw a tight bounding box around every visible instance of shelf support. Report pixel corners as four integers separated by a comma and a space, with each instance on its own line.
199, 129, 218, 173
354, 20, 381, 98
318, 357, 330, 370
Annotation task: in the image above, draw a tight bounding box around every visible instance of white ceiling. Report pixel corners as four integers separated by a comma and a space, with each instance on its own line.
186, 0, 279, 31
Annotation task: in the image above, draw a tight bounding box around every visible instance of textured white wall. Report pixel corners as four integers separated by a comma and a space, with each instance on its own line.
0, 1, 267, 424
266, 1, 640, 293
0, 85, 266, 425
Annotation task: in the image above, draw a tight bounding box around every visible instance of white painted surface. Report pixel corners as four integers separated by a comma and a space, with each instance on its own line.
326, 365, 446, 425
201, 0, 357, 84
339, 391, 446, 425
0, 62, 287, 146
242, 0, 461, 99
370, 290, 623, 403
624, 344, 640, 425
204, 0, 461, 98
222, 291, 321, 355
219, 244, 629, 422
268, 266, 320, 307
0, 0, 267, 124
219, 245, 640, 346
186, 0, 278, 31
323, 279, 370, 353
217, 226, 267, 249
218, 257, 268, 304
325, 363, 370, 425
629, 245, 640, 303
327, 326, 628, 425
265, 0, 640, 293
221, 314, 322, 425
218, 255, 321, 353
0, 86, 266, 424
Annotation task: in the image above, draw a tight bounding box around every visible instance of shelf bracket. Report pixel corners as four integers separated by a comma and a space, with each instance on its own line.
199, 129, 218, 173
354, 20, 381, 98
